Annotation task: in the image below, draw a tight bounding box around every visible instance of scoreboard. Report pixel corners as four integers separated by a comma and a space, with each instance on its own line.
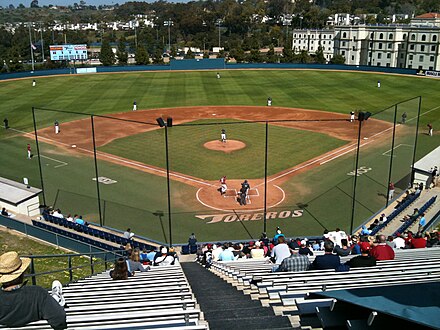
50, 44, 88, 61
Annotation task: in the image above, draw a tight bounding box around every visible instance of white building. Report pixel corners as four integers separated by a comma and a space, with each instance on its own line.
293, 13, 440, 70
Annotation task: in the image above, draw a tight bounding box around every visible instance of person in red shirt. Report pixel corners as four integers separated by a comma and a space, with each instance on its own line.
411, 233, 427, 249
371, 235, 395, 260
27, 144, 32, 159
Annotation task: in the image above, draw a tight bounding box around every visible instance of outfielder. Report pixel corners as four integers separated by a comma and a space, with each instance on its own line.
216, 72, 221, 79
54, 120, 60, 134
221, 129, 226, 143
377, 80, 381, 88
32, 79, 36, 87
267, 97, 272, 107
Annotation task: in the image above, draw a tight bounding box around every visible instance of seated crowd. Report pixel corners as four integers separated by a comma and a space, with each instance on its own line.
196, 226, 440, 273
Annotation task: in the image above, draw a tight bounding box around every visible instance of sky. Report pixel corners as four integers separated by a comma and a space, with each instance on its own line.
3, 0, 190, 7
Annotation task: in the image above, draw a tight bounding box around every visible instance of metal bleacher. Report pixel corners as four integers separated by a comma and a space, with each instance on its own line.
0, 264, 208, 330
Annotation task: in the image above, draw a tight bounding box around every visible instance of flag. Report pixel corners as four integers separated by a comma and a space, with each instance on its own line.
31, 43, 37, 50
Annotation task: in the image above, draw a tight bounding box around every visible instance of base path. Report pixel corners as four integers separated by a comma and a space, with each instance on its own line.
36, 106, 391, 212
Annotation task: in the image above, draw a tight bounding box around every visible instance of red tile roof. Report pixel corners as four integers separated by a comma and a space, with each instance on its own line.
415, 13, 440, 19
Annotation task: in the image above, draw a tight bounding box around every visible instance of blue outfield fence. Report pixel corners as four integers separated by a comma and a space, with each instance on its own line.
0, 61, 418, 81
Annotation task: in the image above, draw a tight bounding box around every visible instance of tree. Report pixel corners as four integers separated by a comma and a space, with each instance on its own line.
99, 39, 115, 66
330, 54, 345, 65
203, 51, 209, 59
184, 49, 195, 59
297, 49, 311, 63
281, 46, 294, 63
152, 49, 164, 64
116, 38, 128, 64
135, 45, 149, 65
315, 45, 326, 64
229, 47, 245, 63
30, 0, 39, 8
247, 48, 262, 63
266, 45, 278, 63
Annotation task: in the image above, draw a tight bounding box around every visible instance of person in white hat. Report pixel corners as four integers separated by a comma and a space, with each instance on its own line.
0, 251, 67, 329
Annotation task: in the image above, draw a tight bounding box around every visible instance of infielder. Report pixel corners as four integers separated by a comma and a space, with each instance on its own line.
54, 120, 60, 134
221, 129, 226, 143
133, 100, 137, 111
350, 111, 355, 122
27, 144, 32, 159
267, 97, 272, 107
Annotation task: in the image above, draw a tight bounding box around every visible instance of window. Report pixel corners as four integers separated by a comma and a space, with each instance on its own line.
378, 53, 382, 59
419, 55, 424, 61
342, 41, 346, 46
411, 34, 416, 40
421, 45, 425, 51
387, 53, 391, 59
343, 32, 347, 38
378, 43, 383, 49
429, 66, 434, 70
421, 34, 426, 41
369, 52, 372, 57
388, 43, 392, 49
403, 34, 407, 39
409, 55, 413, 60
294, 34, 296, 38
386, 63, 390, 67
431, 45, 436, 51
352, 55, 354, 60
370, 32, 374, 38
430, 56, 435, 62
323, 41, 326, 45
377, 62, 381, 66
400, 53, 404, 59
410, 44, 415, 50
369, 42, 373, 47
389, 33, 393, 39
433, 35, 438, 42
379, 33, 384, 39
342, 51, 345, 56
352, 46, 355, 51
353, 36, 356, 41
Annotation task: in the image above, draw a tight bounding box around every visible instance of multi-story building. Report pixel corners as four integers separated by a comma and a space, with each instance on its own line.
292, 13, 440, 71
291, 30, 335, 62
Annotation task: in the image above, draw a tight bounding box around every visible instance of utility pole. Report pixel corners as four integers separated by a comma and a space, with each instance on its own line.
28, 23, 35, 71
164, 19, 173, 52
216, 19, 223, 49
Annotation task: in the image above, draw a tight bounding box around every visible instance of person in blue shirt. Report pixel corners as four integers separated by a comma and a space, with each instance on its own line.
311, 240, 341, 270
218, 244, 235, 261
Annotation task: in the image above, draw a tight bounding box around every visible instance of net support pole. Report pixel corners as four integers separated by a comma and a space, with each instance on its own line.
263, 121, 268, 233
165, 125, 173, 247
410, 96, 422, 185
91, 115, 103, 227
32, 107, 46, 206
350, 118, 363, 235
385, 104, 398, 207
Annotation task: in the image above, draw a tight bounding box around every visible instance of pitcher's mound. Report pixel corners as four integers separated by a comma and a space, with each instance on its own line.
204, 140, 246, 153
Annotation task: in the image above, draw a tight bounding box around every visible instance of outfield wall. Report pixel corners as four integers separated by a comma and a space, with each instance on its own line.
0, 62, 417, 81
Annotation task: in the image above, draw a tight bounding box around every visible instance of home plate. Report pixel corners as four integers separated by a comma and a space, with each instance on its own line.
71, 144, 77, 148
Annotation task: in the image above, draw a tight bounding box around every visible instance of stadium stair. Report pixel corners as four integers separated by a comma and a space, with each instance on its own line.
181, 262, 292, 330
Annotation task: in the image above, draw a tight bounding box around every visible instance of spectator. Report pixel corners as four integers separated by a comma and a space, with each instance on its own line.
110, 257, 133, 280
74, 216, 87, 226
276, 250, 311, 272
311, 240, 341, 270
359, 235, 371, 252
334, 239, 351, 256
146, 248, 157, 262
123, 228, 135, 240
271, 236, 291, 266
1, 207, 9, 217
127, 250, 149, 272
418, 213, 426, 233
345, 247, 376, 268
212, 244, 223, 261
402, 208, 419, 223
288, 238, 301, 250
52, 209, 63, 219
298, 240, 313, 256
386, 236, 396, 249
250, 241, 265, 259
394, 233, 406, 249
260, 232, 270, 247
371, 235, 395, 260
411, 233, 427, 249
360, 225, 371, 236
154, 248, 175, 266
65, 214, 73, 222
368, 219, 379, 231
218, 244, 235, 261
312, 240, 321, 251
273, 227, 284, 245
379, 213, 387, 225
350, 235, 361, 255
0, 252, 67, 330
140, 248, 149, 265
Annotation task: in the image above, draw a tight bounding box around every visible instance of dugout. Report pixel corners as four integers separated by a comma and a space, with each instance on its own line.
412, 146, 440, 188
0, 177, 42, 217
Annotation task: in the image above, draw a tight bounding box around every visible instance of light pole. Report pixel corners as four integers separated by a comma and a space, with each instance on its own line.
164, 19, 173, 52
216, 19, 223, 49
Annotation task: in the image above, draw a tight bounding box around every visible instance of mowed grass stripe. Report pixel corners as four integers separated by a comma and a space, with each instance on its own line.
99, 120, 347, 180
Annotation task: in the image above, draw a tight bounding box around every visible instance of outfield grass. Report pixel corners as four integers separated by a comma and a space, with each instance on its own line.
0, 69, 439, 242
99, 119, 347, 180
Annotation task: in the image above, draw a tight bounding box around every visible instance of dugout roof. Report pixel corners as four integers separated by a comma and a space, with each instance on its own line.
0, 177, 41, 206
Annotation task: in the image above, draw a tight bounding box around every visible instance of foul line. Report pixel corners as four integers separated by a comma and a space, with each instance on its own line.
35, 154, 68, 168
382, 144, 412, 157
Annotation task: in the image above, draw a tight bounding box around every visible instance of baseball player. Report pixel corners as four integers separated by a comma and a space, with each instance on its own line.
133, 100, 137, 111
377, 80, 381, 88
54, 120, 60, 134
221, 129, 226, 143
3, 118, 8, 129
27, 144, 32, 159
239, 180, 250, 205
216, 72, 220, 79
401, 112, 407, 124
267, 97, 272, 107
350, 111, 355, 122
427, 123, 433, 136
219, 176, 227, 195
32, 79, 36, 87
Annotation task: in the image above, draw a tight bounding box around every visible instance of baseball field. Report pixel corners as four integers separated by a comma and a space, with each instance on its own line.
0, 69, 439, 243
